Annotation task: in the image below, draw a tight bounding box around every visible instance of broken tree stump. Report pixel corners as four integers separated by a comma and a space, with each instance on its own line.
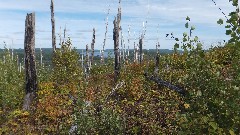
113, 1, 122, 82
23, 13, 37, 111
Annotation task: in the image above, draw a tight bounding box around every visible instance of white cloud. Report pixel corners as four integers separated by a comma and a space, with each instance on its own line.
0, 0, 236, 49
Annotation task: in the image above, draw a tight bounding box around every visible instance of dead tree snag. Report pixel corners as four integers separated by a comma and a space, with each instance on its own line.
23, 13, 37, 111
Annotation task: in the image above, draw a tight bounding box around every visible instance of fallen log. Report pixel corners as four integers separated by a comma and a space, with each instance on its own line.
144, 73, 186, 96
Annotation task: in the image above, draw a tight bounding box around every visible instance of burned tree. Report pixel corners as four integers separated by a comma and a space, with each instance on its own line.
113, 18, 120, 82
139, 37, 143, 63
113, 18, 120, 81
91, 28, 96, 64
23, 13, 37, 111
51, 0, 56, 52
113, 2, 121, 82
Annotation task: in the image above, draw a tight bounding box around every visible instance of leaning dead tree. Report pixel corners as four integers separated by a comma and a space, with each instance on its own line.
51, 0, 56, 52
113, 0, 121, 82
144, 73, 186, 96
23, 13, 37, 111
91, 28, 96, 65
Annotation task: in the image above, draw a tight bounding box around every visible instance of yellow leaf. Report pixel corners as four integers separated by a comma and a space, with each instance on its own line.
229, 130, 235, 135
184, 103, 190, 109
12, 122, 18, 126
22, 111, 30, 116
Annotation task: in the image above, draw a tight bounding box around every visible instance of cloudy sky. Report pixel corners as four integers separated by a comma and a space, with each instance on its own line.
0, 0, 236, 49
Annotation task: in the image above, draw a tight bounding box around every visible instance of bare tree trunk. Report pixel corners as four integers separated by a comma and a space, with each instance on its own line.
155, 41, 160, 75
101, 6, 110, 64
154, 53, 159, 75
16, 55, 19, 68
113, 18, 120, 82
113, 0, 122, 82
40, 48, 43, 67
156, 42, 160, 54
11, 48, 14, 61
23, 13, 37, 111
127, 45, 129, 63
85, 44, 90, 79
63, 24, 67, 42
91, 28, 95, 65
81, 49, 84, 68
51, 0, 56, 52
139, 37, 143, 64
134, 43, 138, 63
59, 26, 62, 45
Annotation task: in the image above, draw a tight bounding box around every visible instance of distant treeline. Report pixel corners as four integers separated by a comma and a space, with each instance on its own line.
0, 48, 179, 65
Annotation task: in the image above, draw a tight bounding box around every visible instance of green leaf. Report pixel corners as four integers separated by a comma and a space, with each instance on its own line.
237, 28, 240, 34
183, 37, 187, 42
209, 122, 218, 130
191, 26, 195, 30
231, 13, 238, 21
194, 36, 198, 42
229, 130, 236, 135
202, 116, 209, 123
183, 32, 187, 37
187, 43, 192, 48
175, 38, 179, 41
185, 22, 189, 28
217, 19, 224, 25
233, 86, 239, 91
197, 90, 202, 96
174, 43, 179, 49
232, 0, 238, 6
216, 71, 220, 77
197, 43, 202, 48
225, 25, 231, 28
226, 30, 232, 35
186, 16, 190, 21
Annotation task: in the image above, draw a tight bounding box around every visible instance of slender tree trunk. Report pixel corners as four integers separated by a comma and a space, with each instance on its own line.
102, 7, 110, 64
51, 0, 56, 52
81, 50, 84, 68
40, 48, 43, 67
113, 0, 122, 82
154, 53, 159, 75
59, 26, 62, 45
139, 37, 143, 64
91, 28, 96, 65
23, 13, 37, 111
63, 24, 67, 42
113, 17, 120, 82
134, 43, 138, 63
85, 44, 90, 79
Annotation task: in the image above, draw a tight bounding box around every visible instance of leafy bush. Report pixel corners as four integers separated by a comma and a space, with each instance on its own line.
0, 49, 24, 123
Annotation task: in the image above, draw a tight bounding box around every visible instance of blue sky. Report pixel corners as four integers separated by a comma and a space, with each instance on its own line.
0, 0, 236, 49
